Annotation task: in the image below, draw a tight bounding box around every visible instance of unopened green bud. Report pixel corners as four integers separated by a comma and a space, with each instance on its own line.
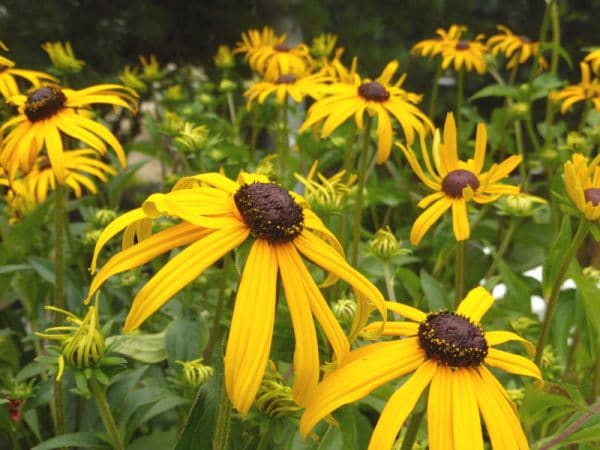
119, 271, 140, 288
93, 209, 117, 227
510, 316, 538, 334
214, 45, 235, 69
503, 193, 547, 217
176, 358, 214, 387
566, 132, 587, 151
82, 229, 101, 247
332, 299, 356, 324
62, 304, 104, 370
255, 361, 301, 418
369, 227, 404, 260
218, 79, 236, 93
510, 102, 529, 118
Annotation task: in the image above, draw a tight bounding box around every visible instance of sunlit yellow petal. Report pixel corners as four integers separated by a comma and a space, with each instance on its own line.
410, 197, 452, 245
428, 365, 454, 450
485, 348, 542, 380
486, 330, 535, 356
456, 286, 494, 323
452, 369, 483, 450
451, 199, 470, 241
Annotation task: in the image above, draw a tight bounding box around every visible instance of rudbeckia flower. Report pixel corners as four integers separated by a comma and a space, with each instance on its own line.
563, 152, 600, 221
441, 34, 487, 74
398, 112, 522, 245
0, 83, 138, 183
0, 54, 56, 100
411, 24, 466, 59
234, 26, 284, 59
301, 287, 542, 450
299, 60, 433, 163
550, 62, 600, 113
41, 41, 85, 74
487, 25, 544, 69
248, 41, 314, 79
584, 48, 600, 74
85, 172, 386, 415
244, 69, 329, 109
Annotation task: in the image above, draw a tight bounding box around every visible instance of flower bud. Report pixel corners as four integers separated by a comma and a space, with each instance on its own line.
176, 358, 214, 387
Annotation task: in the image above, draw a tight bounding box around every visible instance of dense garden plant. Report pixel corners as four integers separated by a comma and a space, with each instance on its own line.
1, 2, 600, 449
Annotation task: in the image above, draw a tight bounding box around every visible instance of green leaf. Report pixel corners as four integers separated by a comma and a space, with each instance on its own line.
542, 216, 571, 297
420, 269, 451, 311
31, 432, 106, 449
469, 84, 519, 101
106, 332, 167, 363
0, 264, 31, 275
165, 317, 208, 366
26, 256, 56, 284
570, 265, 600, 346
538, 42, 574, 68
498, 260, 533, 314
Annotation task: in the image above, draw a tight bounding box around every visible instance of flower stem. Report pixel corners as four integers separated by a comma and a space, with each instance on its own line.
278, 96, 290, 180
535, 219, 589, 365
400, 409, 425, 450
514, 119, 528, 189
351, 114, 373, 267
456, 69, 464, 137
383, 260, 396, 301
484, 218, 520, 280
212, 373, 231, 450
428, 65, 442, 120
455, 239, 465, 307
539, 397, 600, 450
204, 255, 231, 364
89, 378, 125, 450
543, 0, 561, 148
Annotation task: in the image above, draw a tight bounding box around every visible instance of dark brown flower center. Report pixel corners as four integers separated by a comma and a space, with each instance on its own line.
441, 169, 480, 198
234, 182, 304, 243
584, 188, 600, 206
456, 40, 470, 50
418, 311, 488, 367
0, 64, 8, 73
519, 35, 532, 44
24, 85, 66, 122
38, 156, 52, 171
276, 74, 297, 84
358, 81, 390, 102
275, 43, 290, 52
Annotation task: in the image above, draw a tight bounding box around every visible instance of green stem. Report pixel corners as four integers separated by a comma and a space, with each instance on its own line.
456, 69, 464, 137
455, 240, 465, 307
514, 120, 528, 189
89, 378, 125, 450
351, 115, 373, 267
400, 409, 425, 450
543, 0, 561, 147
383, 260, 396, 301
591, 353, 600, 401
212, 373, 231, 450
204, 255, 231, 364
539, 398, 600, 450
524, 114, 541, 153
428, 65, 442, 120
535, 219, 589, 365
278, 96, 290, 180
484, 218, 520, 280
226, 92, 237, 126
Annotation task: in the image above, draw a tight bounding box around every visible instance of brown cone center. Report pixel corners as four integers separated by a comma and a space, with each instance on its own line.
234, 182, 304, 243
584, 188, 600, 206
275, 43, 290, 52
441, 169, 480, 198
276, 74, 297, 84
24, 85, 66, 122
418, 312, 488, 367
456, 40, 470, 50
358, 81, 390, 102
519, 35, 532, 43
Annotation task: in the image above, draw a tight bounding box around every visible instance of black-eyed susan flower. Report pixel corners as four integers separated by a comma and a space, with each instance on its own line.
24, 150, 117, 203
85, 172, 386, 415
487, 25, 543, 69
398, 112, 522, 245
139, 54, 165, 82
301, 286, 542, 450
41, 41, 85, 74
119, 65, 147, 93
0, 83, 137, 183
248, 40, 314, 79
563, 152, 600, 221
299, 60, 433, 163
234, 26, 284, 59
441, 33, 487, 74
584, 48, 600, 74
213, 45, 235, 70
244, 69, 329, 109
411, 24, 466, 59
550, 62, 600, 113
0, 54, 56, 100
310, 33, 340, 60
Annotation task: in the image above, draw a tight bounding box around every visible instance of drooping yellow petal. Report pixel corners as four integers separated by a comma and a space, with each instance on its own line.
410, 197, 452, 245
367, 360, 437, 450
456, 286, 494, 323
225, 239, 279, 415
451, 198, 470, 241
124, 225, 249, 330
441, 112, 459, 171
300, 339, 425, 437
485, 348, 542, 381
451, 369, 483, 450
485, 331, 536, 357
375, 105, 393, 163
174, 172, 240, 193
361, 320, 419, 339
428, 365, 455, 450
276, 244, 320, 406
486, 155, 523, 184
385, 301, 427, 322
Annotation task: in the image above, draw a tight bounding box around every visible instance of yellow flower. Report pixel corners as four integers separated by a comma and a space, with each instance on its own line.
139, 54, 164, 82
0, 54, 56, 100
214, 45, 235, 69
2, 176, 38, 224
299, 60, 433, 163
41, 41, 85, 74
119, 65, 147, 93
441, 33, 487, 74
487, 25, 543, 69
85, 172, 386, 415
174, 122, 208, 151
398, 112, 522, 245
301, 286, 542, 450
1, 83, 138, 183
25, 150, 117, 203
248, 40, 314, 79
244, 69, 329, 109
411, 24, 467, 59
234, 26, 284, 59
310, 33, 339, 60
584, 48, 600, 74
563, 152, 600, 221
550, 62, 600, 113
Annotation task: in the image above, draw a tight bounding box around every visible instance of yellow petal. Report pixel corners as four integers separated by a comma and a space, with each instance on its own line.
472, 123, 487, 175
452, 369, 483, 450
361, 320, 419, 338
124, 225, 249, 330
451, 199, 470, 241
441, 112, 458, 172
428, 365, 455, 450
410, 197, 452, 245
485, 331, 535, 357
485, 348, 542, 381
375, 105, 392, 164
300, 339, 425, 437
225, 239, 279, 415
456, 286, 494, 323
385, 301, 427, 322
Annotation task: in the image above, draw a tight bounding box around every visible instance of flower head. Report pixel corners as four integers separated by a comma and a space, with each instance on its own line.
563, 152, 600, 221
0, 54, 56, 100
398, 112, 522, 245
1, 83, 138, 183
139, 54, 165, 82
301, 286, 542, 450
234, 26, 284, 59
487, 25, 543, 69
411, 24, 467, 59
300, 60, 433, 163
584, 48, 600, 74
550, 62, 600, 113
214, 45, 235, 69
176, 358, 214, 387
42, 41, 85, 74
441, 33, 487, 74
119, 65, 147, 93
248, 41, 314, 79
310, 33, 339, 60
85, 171, 386, 415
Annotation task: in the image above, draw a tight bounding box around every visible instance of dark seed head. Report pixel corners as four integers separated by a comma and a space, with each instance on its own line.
37, 156, 52, 171
418, 311, 488, 367
584, 188, 600, 206
456, 40, 470, 50
358, 81, 390, 102
441, 169, 480, 198
0, 64, 8, 73
519, 35, 532, 44
24, 85, 66, 122
276, 74, 297, 84
275, 43, 290, 52
234, 182, 304, 243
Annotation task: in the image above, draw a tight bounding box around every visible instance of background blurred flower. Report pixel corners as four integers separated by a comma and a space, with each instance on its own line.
42, 41, 85, 75
0, 54, 56, 100
550, 62, 600, 113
